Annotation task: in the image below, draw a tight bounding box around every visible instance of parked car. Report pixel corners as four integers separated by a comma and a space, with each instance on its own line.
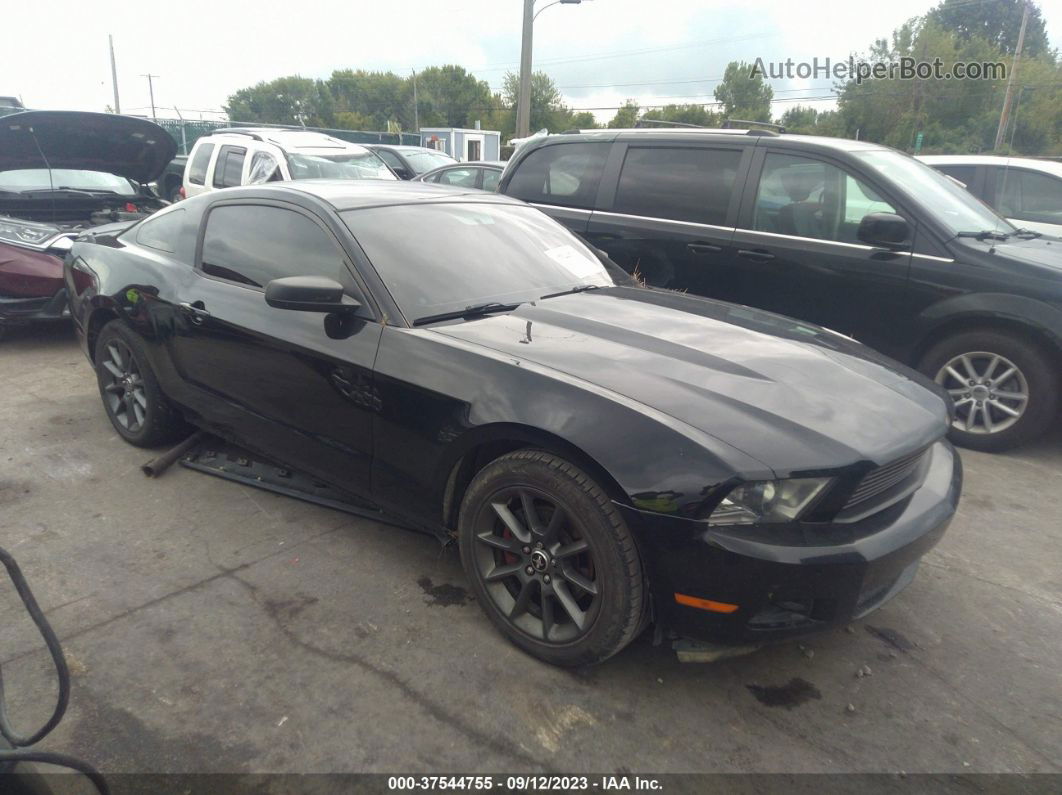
412, 161, 505, 191
153, 154, 188, 203
366, 144, 457, 180
66, 181, 959, 666
498, 128, 1062, 452
183, 128, 395, 198
919, 155, 1062, 238
0, 111, 173, 338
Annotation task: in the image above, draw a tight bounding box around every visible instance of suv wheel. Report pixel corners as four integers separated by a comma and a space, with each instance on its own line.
919, 329, 1058, 452
458, 449, 646, 666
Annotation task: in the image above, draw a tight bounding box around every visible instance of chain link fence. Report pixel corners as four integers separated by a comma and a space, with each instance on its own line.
154, 118, 422, 155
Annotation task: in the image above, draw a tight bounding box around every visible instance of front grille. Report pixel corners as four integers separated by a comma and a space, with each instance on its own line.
844, 447, 929, 511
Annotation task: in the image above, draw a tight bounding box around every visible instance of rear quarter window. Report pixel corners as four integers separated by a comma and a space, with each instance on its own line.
506, 142, 608, 208
187, 143, 214, 185
134, 209, 186, 254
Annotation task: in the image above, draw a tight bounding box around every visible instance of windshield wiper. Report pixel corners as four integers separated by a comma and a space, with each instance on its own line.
412, 301, 524, 327
1012, 228, 1042, 239
956, 229, 1010, 241
540, 284, 602, 300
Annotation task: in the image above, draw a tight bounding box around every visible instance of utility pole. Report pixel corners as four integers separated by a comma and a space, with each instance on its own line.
141, 74, 159, 121
108, 35, 121, 113
994, 1, 1030, 151
516, 0, 535, 139
411, 69, 419, 133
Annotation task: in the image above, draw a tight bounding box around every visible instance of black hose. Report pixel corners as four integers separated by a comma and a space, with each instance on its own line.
0, 547, 108, 794
0, 750, 109, 794
0, 548, 68, 748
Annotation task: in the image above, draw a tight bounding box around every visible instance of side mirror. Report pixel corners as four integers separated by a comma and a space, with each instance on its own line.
265, 276, 360, 313
857, 212, 911, 250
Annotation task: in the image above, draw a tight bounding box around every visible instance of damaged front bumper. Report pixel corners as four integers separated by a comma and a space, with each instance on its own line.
0, 241, 68, 328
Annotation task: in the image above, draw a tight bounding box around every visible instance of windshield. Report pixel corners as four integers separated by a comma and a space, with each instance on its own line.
287, 152, 397, 181
341, 203, 614, 322
853, 150, 1013, 237
0, 169, 138, 194
404, 150, 458, 174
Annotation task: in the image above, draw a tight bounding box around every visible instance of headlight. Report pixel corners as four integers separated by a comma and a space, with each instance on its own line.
707, 478, 833, 526
0, 218, 62, 249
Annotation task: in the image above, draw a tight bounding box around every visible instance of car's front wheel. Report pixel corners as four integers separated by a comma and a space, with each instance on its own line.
919, 329, 1058, 452
458, 449, 646, 666
95, 321, 188, 447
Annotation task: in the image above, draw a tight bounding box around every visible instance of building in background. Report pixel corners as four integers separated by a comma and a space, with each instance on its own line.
420, 127, 500, 162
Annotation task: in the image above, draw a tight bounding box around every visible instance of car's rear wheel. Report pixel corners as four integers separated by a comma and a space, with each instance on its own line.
95, 321, 188, 447
919, 329, 1058, 452
458, 449, 645, 666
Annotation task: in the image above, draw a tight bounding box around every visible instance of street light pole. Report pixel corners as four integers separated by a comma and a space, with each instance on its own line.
515, 0, 584, 139
516, 0, 535, 139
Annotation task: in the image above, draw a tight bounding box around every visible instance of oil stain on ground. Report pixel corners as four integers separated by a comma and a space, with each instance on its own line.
747, 678, 822, 709
417, 576, 472, 606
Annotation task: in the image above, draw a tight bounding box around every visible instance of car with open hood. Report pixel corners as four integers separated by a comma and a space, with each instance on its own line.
65, 181, 960, 666
0, 111, 174, 337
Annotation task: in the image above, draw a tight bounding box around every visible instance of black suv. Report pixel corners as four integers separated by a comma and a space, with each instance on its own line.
498, 128, 1062, 452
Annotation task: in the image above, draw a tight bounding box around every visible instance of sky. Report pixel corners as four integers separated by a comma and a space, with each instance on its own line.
5, 0, 1062, 125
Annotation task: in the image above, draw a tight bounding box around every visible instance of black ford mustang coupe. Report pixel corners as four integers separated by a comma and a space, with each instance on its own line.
65, 181, 961, 666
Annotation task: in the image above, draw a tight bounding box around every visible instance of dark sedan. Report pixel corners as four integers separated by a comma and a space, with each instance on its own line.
412, 161, 505, 191
0, 111, 173, 337
65, 181, 960, 666
366, 144, 457, 180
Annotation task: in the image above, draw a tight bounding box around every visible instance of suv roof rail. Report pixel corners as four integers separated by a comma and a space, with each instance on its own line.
721, 119, 785, 135
634, 119, 708, 129
208, 128, 267, 141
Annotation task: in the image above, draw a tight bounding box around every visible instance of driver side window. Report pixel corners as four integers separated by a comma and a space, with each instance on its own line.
200, 205, 354, 292
753, 153, 896, 244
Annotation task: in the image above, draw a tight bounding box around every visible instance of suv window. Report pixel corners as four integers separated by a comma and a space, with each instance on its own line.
247, 151, 282, 184
752, 153, 896, 244
615, 147, 742, 224
375, 149, 404, 170
506, 142, 608, 208
187, 143, 214, 185
200, 205, 349, 289
135, 209, 186, 254
991, 168, 1062, 226
213, 145, 247, 189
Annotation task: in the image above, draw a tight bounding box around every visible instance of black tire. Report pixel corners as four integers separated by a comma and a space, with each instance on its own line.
167, 182, 182, 203
95, 321, 188, 448
918, 329, 1059, 452
458, 449, 645, 666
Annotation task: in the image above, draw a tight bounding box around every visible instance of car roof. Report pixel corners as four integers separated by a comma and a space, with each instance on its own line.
213, 179, 525, 211
204, 128, 369, 152
918, 154, 1062, 176
546, 128, 890, 152
369, 144, 452, 154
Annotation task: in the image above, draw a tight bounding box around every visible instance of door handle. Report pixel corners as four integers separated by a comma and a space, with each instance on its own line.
737, 249, 776, 262
179, 301, 211, 325
687, 242, 722, 254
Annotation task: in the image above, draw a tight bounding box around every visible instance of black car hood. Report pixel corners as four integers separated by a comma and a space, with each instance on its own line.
953, 234, 1062, 275
435, 288, 949, 475
0, 111, 176, 184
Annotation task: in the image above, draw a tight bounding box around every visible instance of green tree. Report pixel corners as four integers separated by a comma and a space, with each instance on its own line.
641, 103, 720, 127
225, 76, 335, 127
607, 100, 640, 128
414, 65, 494, 128
568, 111, 599, 130
502, 71, 585, 133
328, 70, 411, 131
714, 61, 773, 121
927, 0, 1054, 60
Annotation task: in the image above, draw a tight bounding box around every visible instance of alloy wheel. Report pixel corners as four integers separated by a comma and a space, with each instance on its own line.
935, 351, 1029, 435
472, 487, 601, 643
100, 339, 149, 433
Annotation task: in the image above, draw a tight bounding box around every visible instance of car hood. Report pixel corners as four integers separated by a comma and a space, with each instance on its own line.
0, 111, 176, 184
953, 233, 1062, 272
434, 288, 949, 476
